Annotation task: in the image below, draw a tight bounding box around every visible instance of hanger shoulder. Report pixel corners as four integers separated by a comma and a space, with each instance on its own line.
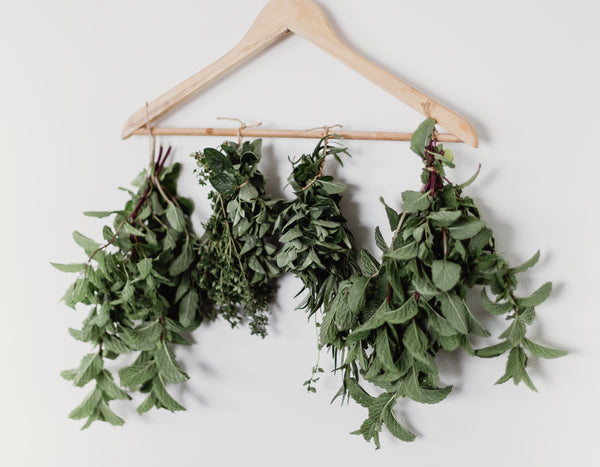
122, 1, 291, 139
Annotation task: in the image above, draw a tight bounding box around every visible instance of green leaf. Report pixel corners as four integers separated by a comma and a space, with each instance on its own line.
166, 203, 186, 232
83, 211, 116, 218
503, 319, 526, 346
360, 249, 380, 276
410, 118, 436, 157
156, 342, 190, 384
448, 218, 484, 240
438, 293, 469, 334
475, 340, 513, 358
168, 241, 194, 276
73, 353, 103, 387
431, 260, 461, 292
203, 147, 232, 172
72, 231, 100, 256
97, 400, 125, 426
279, 228, 303, 243
345, 378, 374, 408
385, 242, 419, 261
179, 289, 199, 328
402, 321, 430, 366
379, 197, 399, 231
515, 282, 552, 307
239, 183, 259, 202
209, 171, 237, 196
152, 376, 186, 412
102, 335, 130, 354
61, 368, 78, 381
382, 407, 416, 442
136, 258, 153, 279
522, 338, 567, 359
121, 321, 162, 350
378, 297, 418, 324
427, 210, 462, 227
51, 262, 86, 273
374, 226, 389, 254
508, 250, 540, 274
404, 369, 452, 404
457, 164, 481, 190
69, 386, 102, 420
119, 361, 156, 389
481, 290, 514, 315
137, 393, 157, 415
319, 180, 347, 195
402, 191, 431, 214
96, 370, 130, 400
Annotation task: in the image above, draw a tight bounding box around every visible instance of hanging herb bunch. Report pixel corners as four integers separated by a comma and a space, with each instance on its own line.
274, 136, 359, 390
320, 118, 566, 447
193, 139, 282, 337
54, 147, 215, 428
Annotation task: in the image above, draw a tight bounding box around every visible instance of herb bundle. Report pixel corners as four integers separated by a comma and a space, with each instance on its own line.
320, 119, 565, 447
193, 139, 281, 337
55, 147, 214, 428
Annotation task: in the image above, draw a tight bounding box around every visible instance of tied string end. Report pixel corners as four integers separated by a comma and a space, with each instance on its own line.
216, 117, 262, 145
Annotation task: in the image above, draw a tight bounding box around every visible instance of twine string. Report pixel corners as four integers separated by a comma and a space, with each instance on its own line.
301, 124, 342, 191
216, 117, 263, 145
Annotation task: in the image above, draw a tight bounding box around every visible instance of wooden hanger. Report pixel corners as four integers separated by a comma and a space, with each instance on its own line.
122, 0, 478, 147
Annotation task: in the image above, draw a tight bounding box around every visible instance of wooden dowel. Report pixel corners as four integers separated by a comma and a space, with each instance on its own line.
131, 127, 465, 143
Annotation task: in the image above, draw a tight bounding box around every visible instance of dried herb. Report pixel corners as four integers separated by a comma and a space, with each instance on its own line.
320, 119, 566, 447
54, 147, 214, 428
275, 136, 359, 390
193, 139, 281, 337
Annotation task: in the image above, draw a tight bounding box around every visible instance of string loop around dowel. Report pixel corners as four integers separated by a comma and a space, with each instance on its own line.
216, 117, 263, 145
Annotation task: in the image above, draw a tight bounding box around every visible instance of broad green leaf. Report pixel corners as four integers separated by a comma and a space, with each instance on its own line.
137, 393, 157, 415
448, 218, 484, 240
508, 250, 540, 274
427, 210, 462, 227
239, 183, 259, 202
121, 321, 162, 350
124, 223, 145, 237
83, 211, 116, 218
378, 297, 418, 324
73, 231, 100, 256
375, 330, 399, 374
475, 340, 513, 358
103, 335, 130, 354
410, 118, 436, 157
61, 368, 78, 381
404, 369, 452, 404
69, 386, 102, 420
203, 147, 232, 172
346, 378, 374, 408
522, 338, 567, 359
156, 342, 190, 384
97, 400, 125, 426
360, 249, 380, 276
166, 203, 186, 232
51, 262, 86, 273
385, 242, 419, 261
457, 164, 481, 190
439, 293, 469, 334
152, 376, 186, 412
382, 407, 416, 442
319, 180, 347, 195
209, 171, 237, 196
168, 241, 194, 276
279, 228, 303, 243
119, 361, 156, 389
179, 289, 199, 328
481, 290, 514, 315
379, 197, 399, 231
402, 321, 430, 366
402, 191, 431, 213
73, 353, 103, 387
136, 258, 153, 279
96, 370, 130, 400
515, 282, 552, 307
374, 226, 389, 254
431, 260, 461, 292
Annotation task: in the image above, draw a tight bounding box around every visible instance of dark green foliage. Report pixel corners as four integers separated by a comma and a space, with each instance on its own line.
56, 147, 214, 428
193, 139, 281, 337
320, 119, 565, 447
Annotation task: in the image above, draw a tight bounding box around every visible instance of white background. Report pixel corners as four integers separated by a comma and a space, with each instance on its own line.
1, 0, 599, 465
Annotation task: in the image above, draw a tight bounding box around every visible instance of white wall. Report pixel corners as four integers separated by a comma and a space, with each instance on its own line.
1, 0, 598, 465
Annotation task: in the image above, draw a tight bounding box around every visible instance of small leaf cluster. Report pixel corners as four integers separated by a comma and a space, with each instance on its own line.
319, 119, 565, 447
275, 137, 359, 318
193, 140, 281, 337
55, 148, 214, 428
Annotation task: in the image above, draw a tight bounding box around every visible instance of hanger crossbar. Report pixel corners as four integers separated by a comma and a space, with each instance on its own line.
131, 127, 465, 143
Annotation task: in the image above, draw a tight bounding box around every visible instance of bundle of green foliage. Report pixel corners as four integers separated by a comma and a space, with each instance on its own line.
193, 139, 281, 337
274, 136, 359, 391
320, 119, 566, 447
54, 147, 215, 428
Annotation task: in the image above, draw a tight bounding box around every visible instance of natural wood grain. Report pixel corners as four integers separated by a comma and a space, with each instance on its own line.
122, 0, 478, 147
131, 126, 465, 143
